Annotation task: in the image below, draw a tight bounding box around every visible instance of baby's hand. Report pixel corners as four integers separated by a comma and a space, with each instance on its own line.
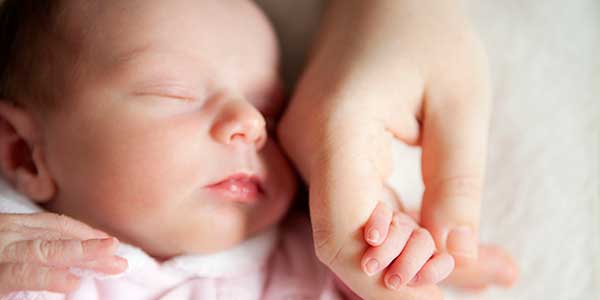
361, 202, 454, 290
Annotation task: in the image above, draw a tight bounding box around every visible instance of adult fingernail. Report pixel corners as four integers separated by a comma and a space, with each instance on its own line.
367, 229, 380, 244
386, 274, 403, 290
83, 238, 117, 253
364, 258, 379, 276
93, 229, 110, 238
447, 226, 477, 260
111, 256, 129, 270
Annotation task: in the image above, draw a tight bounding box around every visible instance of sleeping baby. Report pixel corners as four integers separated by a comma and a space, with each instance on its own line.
0, 0, 464, 299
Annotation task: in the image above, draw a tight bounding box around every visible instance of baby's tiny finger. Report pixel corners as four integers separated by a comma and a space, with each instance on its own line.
384, 228, 435, 290
0, 262, 80, 294
409, 252, 455, 286
364, 202, 393, 246
361, 213, 415, 276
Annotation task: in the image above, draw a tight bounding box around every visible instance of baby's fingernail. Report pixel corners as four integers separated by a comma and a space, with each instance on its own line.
447, 226, 477, 260
367, 229, 380, 243
386, 274, 403, 290
364, 258, 379, 276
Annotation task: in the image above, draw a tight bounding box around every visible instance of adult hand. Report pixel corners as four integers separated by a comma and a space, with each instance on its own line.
444, 245, 518, 292
0, 213, 127, 296
278, 0, 490, 298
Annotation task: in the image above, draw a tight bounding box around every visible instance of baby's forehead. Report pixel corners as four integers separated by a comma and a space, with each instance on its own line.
69, 0, 277, 68
63, 0, 283, 109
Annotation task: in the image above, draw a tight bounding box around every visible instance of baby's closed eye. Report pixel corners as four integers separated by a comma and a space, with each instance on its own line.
133, 82, 202, 102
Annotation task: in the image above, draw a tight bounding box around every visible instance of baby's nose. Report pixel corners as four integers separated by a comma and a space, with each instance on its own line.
210, 97, 267, 149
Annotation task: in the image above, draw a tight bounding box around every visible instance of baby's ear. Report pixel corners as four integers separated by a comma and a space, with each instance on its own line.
0, 101, 56, 202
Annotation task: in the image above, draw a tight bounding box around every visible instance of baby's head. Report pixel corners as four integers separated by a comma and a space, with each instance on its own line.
0, 0, 296, 258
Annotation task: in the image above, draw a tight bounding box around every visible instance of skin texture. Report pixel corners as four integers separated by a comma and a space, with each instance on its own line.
0, 213, 127, 294
361, 203, 455, 288
278, 0, 494, 299
0, 0, 296, 260
39, 0, 297, 258
0, 0, 517, 298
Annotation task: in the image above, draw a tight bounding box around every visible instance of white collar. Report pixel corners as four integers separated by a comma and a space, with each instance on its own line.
0, 179, 279, 280
117, 227, 278, 280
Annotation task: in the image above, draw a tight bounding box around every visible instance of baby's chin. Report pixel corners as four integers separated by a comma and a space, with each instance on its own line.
132, 212, 284, 259
148, 237, 243, 259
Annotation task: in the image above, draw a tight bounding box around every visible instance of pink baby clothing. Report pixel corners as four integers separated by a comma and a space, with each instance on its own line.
0, 183, 357, 300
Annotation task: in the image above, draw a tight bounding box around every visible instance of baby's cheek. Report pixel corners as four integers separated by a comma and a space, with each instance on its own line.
261, 141, 297, 196
231, 143, 296, 241
147, 203, 253, 255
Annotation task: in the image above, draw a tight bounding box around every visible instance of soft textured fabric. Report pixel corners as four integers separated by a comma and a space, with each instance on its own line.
0, 184, 349, 300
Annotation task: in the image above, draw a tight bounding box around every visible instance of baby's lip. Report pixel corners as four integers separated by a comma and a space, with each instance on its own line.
204, 173, 265, 203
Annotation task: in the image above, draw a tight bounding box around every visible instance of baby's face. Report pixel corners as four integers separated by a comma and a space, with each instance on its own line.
40, 0, 296, 257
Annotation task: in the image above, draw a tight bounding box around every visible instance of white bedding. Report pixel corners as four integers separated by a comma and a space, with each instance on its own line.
256, 0, 599, 299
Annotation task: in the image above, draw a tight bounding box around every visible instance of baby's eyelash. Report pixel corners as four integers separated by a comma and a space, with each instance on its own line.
133, 84, 199, 102
134, 93, 194, 102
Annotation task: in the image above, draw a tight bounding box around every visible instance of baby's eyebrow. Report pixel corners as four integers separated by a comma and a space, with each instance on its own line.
110, 43, 155, 66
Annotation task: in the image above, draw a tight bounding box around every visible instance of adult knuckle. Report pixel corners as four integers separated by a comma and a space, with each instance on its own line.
34, 240, 56, 264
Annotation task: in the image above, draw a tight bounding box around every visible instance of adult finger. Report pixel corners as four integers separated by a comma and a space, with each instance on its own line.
0, 213, 109, 240
444, 245, 518, 291
419, 83, 492, 265
1, 238, 120, 267
0, 263, 80, 294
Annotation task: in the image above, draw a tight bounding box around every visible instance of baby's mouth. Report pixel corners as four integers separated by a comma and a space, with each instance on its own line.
205, 173, 264, 203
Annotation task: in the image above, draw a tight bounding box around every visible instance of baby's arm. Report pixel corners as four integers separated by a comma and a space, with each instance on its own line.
361, 203, 455, 289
